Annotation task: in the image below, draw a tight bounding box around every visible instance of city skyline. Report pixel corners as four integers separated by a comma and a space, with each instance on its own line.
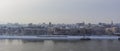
0, 0, 120, 24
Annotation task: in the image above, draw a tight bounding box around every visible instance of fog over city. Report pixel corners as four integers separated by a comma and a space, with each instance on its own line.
0, 0, 120, 24
0, 1, 120, 51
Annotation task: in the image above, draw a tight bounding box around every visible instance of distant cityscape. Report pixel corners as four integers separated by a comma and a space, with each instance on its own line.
0, 21, 120, 36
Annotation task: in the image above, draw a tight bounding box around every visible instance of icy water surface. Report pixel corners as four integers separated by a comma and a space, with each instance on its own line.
0, 39, 120, 51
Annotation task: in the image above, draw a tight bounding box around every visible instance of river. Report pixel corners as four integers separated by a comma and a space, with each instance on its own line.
0, 39, 120, 51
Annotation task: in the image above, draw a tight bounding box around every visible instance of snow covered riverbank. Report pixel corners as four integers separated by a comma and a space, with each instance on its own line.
0, 35, 119, 40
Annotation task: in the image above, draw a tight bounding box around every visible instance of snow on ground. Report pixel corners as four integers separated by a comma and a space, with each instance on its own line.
0, 35, 119, 40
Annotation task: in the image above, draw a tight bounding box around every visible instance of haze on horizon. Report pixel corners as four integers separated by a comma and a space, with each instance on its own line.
0, 0, 120, 24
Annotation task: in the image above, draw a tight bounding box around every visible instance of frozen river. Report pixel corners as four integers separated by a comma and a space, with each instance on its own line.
0, 39, 120, 51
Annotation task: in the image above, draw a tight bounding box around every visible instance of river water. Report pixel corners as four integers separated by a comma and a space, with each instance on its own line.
0, 39, 120, 51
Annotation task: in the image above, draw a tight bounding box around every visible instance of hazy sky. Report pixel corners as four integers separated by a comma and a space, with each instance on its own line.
0, 0, 120, 24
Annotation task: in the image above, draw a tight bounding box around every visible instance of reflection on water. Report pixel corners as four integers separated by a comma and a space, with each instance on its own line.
41, 40, 54, 51
0, 39, 120, 51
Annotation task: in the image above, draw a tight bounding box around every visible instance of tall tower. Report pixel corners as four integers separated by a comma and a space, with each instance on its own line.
83, 21, 85, 25
49, 22, 52, 27
110, 20, 114, 27
111, 20, 113, 25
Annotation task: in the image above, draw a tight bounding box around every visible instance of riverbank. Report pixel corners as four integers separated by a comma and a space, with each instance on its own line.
0, 35, 119, 40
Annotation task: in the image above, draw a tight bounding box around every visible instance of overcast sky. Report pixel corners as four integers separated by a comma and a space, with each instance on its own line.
0, 0, 120, 24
